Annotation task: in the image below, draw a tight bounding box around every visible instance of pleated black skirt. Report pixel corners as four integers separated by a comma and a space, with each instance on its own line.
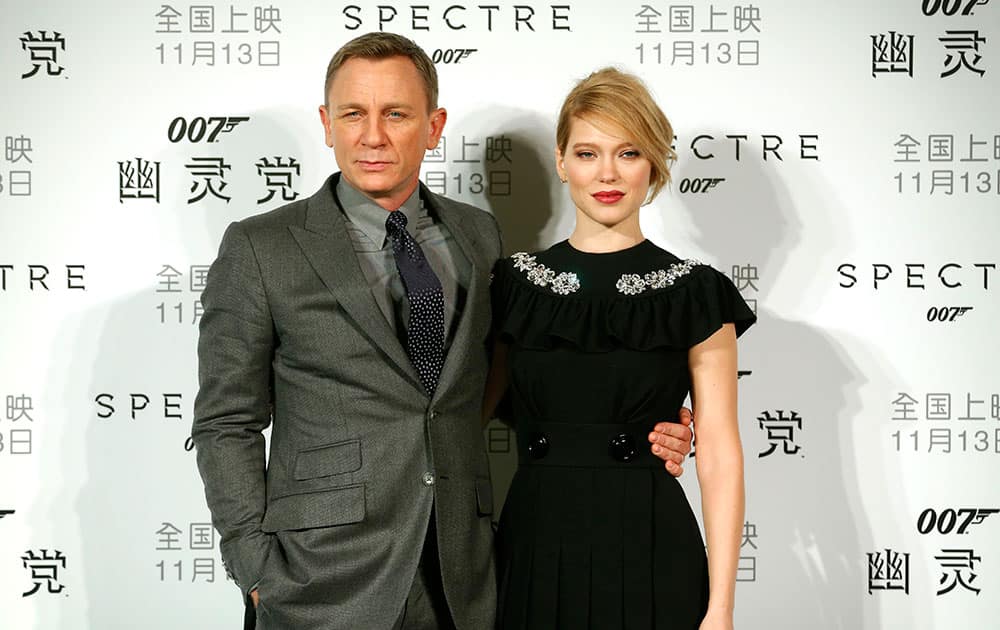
495, 463, 709, 630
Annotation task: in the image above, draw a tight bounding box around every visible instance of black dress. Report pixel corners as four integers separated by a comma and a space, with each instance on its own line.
490, 239, 756, 630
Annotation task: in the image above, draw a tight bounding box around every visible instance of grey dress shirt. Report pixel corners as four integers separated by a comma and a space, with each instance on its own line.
335, 176, 471, 353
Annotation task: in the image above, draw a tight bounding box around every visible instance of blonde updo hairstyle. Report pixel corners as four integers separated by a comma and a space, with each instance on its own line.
556, 68, 677, 203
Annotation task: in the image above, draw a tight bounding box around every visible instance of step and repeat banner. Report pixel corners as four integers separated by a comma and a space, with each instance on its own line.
2, 1, 998, 628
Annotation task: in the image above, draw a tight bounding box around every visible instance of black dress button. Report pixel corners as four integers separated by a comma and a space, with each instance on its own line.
608, 433, 636, 462
527, 432, 549, 459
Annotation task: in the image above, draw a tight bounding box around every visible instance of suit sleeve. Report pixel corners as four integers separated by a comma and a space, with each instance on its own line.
483, 210, 504, 258
191, 220, 274, 601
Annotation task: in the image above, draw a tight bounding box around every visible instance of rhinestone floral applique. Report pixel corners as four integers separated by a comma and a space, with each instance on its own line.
510, 253, 698, 297
510, 252, 581, 295
615, 259, 700, 295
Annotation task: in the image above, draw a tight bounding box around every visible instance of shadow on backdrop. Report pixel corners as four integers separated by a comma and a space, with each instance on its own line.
457, 107, 567, 255
670, 129, 912, 629
49, 109, 313, 630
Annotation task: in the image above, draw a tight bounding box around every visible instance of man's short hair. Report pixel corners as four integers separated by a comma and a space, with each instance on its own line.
324, 32, 439, 112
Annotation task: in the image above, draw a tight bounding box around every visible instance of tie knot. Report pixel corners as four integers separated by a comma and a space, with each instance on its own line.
385, 209, 407, 233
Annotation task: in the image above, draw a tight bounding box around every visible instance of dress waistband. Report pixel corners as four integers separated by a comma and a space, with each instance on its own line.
516, 420, 664, 470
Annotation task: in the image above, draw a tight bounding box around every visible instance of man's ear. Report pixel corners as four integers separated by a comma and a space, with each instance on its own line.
319, 104, 334, 148
427, 107, 447, 150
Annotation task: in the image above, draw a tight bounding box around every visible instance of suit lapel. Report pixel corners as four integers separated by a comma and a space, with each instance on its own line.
289, 174, 423, 393
425, 186, 486, 402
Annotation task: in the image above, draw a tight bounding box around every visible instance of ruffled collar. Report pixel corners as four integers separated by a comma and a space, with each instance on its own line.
490, 242, 756, 351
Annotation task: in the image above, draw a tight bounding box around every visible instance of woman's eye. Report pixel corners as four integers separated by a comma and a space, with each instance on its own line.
576, 151, 595, 159
621, 150, 640, 158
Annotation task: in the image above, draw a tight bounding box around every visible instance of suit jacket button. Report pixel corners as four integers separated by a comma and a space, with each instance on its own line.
422, 472, 436, 486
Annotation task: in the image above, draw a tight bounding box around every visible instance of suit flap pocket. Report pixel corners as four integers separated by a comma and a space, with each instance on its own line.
294, 439, 362, 480
261, 484, 365, 532
475, 477, 493, 516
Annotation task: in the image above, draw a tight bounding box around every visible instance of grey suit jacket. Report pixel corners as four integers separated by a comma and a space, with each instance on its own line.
192, 173, 502, 629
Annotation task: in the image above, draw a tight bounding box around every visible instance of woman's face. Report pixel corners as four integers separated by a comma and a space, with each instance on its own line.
556, 116, 652, 231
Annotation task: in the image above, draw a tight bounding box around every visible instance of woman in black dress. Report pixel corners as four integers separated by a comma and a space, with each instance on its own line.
485, 68, 755, 629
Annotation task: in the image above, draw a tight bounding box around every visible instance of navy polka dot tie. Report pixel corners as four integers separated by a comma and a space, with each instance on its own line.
386, 210, 445, 396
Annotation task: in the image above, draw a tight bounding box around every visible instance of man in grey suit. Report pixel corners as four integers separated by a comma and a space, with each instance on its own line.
192, 32, 693, 630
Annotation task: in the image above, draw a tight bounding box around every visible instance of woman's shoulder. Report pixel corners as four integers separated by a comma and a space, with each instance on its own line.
491, 241, 583, 296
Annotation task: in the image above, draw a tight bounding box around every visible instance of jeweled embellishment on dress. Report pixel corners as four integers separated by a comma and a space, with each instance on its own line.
643, 270, 670, 289
616, 259, 700, 295
510, 252, 581, 295
615, 274, 646, 295
550, 272, 581, 295
512, 252, 537, 272
527, 265, 556, 286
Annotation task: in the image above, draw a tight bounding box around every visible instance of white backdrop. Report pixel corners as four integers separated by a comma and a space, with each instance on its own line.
2, 1, 999, 628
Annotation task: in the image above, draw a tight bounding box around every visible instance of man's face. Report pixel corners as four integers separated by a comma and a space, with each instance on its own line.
320, 56, 446, 209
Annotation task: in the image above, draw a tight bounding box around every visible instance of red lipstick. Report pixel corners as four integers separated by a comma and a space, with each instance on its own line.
592, 190, 625, 204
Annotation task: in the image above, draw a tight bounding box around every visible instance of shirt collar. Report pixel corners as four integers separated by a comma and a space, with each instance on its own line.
336, 176, 422, 247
